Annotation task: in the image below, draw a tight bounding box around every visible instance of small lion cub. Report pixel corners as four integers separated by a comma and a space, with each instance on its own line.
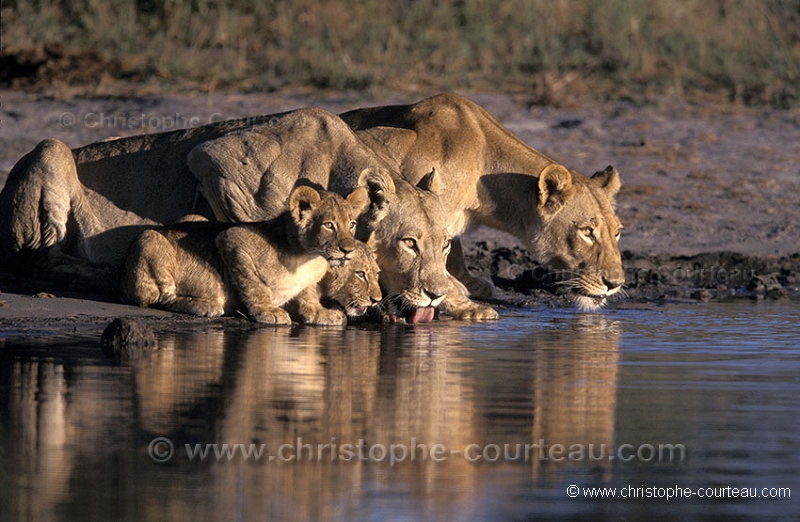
285, 240, 382, 323
120, 185, 369, 325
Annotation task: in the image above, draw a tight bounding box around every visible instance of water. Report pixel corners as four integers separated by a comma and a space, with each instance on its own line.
1, 301, 798, 521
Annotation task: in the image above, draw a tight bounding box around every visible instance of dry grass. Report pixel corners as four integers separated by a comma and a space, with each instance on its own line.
2, 0, 800, 106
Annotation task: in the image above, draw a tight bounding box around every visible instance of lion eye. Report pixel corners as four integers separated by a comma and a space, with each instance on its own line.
355, 270, 366, 280
579, 227, 595, 244
322, 222, 335, 231
349, 221, 357, 231
443, 239, 452, 252
615, 229, 622, 241
402, 238, 418, 251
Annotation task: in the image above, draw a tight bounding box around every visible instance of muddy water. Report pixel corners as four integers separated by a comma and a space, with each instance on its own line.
1, 301, 798, 520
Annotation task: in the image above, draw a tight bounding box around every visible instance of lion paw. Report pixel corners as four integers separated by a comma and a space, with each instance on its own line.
185, 299, 225, 318
302, 308, 347, 326
451, 303, 500, 321
160, 296, 224, 317
252, 307, 292, 325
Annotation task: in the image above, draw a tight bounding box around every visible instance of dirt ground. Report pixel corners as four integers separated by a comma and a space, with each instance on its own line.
1, 89, 799, 335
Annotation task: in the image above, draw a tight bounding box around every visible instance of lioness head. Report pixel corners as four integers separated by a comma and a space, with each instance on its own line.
289, 185, 370, 267
529, 164, 625, 310
319, 241, 382, 318
358, 167, 453, 324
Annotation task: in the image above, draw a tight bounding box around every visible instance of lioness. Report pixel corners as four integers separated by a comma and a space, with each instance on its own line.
187, 108, 497, 322
0, 116, 282, 284
340, 93, 625, 309
0, 107, 494, 321
120, 186, 369, 325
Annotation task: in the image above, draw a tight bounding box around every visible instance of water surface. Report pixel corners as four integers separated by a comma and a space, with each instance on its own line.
1, 301, 798, 520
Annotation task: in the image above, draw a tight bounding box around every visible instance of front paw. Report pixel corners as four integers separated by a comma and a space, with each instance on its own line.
185, 299, 225, 318
251, 307, 292, 325
302, 307, 347, 326
448, 301, 500, 321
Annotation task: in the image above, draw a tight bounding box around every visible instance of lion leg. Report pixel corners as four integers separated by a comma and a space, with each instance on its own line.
121, 230, 176, 308
160, 273, 227, 317
438, 277, 500, 321
0, 139, 109, 287
216, 230, 292, 325
163, 295, 226, 318
187, 131, 287, 222
293, 285, 346, 326
446, 238, 497, 300
0, 139, 74, 256
121, 230, 225, 317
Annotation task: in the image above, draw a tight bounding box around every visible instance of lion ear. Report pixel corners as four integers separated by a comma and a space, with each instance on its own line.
538, 164, 573, 216
591, 165, 621, 198
345, 186, 370, 217
358, 167, 396, 210
416, 167, 442, 194
288, 185, 322, 224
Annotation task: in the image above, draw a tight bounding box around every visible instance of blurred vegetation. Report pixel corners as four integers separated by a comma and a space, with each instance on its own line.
2, 0, 800, 106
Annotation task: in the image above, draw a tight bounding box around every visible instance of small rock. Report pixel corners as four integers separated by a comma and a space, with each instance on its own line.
101, 318, 157, 359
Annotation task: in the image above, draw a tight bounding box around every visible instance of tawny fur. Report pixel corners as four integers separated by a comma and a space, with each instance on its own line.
120, 186, 369, 326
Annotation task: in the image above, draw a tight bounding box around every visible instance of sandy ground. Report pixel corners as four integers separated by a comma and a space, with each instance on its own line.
1, 90, 799, 334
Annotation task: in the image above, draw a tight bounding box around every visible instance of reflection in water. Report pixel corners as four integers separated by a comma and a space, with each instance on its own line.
5, 303, 800, 519
530, 314, 621, 480
6, 303, 800, 520
1, 313, 622, 520
10, 361, 69, 522
4, 303, 799, 519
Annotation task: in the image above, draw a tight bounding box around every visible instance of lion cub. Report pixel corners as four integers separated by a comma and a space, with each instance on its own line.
120, 186, 369, 325
284, 240, 382, 323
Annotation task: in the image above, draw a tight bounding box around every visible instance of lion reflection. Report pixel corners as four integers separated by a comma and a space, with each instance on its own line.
3, 314, 620, 519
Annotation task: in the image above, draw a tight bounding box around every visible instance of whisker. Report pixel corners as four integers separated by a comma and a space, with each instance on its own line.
609, 288, 628, 301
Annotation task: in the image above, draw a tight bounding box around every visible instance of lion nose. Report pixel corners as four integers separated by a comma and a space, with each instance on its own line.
603, 276, 624, 291
340, 240, 355, 256
423, 289, 445, 302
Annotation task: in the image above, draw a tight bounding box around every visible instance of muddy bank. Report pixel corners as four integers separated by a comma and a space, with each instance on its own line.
460, 236, 800, 307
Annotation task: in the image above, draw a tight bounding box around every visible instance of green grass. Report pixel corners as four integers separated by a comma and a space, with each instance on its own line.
3, 0, 800, 106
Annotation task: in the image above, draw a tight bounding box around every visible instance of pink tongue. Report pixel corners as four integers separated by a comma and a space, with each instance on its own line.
406, 306, 435, 324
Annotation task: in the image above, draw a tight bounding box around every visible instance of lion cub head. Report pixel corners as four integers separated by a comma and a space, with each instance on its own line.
529, 164, 625, 310
290, 185, 370, 267
319, 241, 382, 318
